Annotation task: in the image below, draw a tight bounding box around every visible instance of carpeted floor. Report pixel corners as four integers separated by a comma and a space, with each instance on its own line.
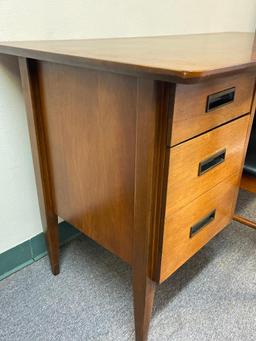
0, 189, 256, 341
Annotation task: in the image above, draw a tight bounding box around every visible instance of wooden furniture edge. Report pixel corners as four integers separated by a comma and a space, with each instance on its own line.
0, 45, 255, 84
132, 79, 174, 340
148, 83, 175, 282
18, 57, 60, 275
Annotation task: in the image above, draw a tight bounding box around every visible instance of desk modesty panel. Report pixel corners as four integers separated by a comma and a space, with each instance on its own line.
0, 33, 255, 341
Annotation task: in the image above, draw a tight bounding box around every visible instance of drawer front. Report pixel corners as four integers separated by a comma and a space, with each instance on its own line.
160, 174, 240, 282
170, 73, 255, 146
166, 114, 250, 215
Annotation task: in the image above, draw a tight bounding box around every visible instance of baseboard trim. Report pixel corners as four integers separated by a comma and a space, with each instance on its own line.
0, 221, 80, 281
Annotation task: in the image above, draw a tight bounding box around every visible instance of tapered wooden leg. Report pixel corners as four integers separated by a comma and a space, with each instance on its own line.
132, 80, 171, 340
18, 57, 60, 275
133, 271, 156, 341
45, 214, 60, 275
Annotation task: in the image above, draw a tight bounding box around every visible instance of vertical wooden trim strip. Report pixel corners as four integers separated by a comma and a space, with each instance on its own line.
132, 78, 157, 341
132, 79, 173, 340
18, 58, 59, 274
150, 82, 175, 282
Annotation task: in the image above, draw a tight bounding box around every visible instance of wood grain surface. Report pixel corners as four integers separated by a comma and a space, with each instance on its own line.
0, 33, 255, 83
18, 58, 60, 275
161, 173, 240, 282
166, 115, 250, 215
171, 73, 255, 145
37, 61, 137, 263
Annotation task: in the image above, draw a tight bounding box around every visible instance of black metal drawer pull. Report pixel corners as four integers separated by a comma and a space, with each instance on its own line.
206, 87, 235, 112
198, 149, 226, 176
190, 210, 216, 238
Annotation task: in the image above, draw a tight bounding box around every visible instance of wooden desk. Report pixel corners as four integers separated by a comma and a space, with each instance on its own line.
0, 32, 256, 341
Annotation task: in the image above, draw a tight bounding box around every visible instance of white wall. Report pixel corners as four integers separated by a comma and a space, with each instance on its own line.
0, 0, 255, 253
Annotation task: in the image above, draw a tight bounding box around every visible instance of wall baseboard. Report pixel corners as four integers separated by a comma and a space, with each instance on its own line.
0, 221, 80, 281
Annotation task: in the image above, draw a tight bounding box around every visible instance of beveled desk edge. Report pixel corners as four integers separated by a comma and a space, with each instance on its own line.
0, 32, 256, 83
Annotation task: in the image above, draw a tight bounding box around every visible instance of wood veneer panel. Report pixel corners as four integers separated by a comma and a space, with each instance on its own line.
171, 73, 255, 145
37, 62, 137, 263
167, 115, 250, 215
161, 173, 240, 282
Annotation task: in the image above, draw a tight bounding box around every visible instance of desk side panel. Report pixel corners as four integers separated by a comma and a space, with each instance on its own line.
37, 62, 137, 263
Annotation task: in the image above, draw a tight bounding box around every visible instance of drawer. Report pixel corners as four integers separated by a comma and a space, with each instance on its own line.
170, 73, 255, 146
160, 173, 240, 282
166, 114, 250, 215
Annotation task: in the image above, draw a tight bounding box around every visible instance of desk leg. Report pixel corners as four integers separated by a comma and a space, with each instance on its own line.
132, 79, 157, 340
18, 57, 60, 275
133, 79, 171, 340
133, 270, 156, 341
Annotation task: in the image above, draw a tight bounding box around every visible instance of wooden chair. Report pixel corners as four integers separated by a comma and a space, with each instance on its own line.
233, 114, 256, 229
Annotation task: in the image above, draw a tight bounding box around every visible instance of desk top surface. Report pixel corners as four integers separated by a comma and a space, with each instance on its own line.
0, 32, 255, 83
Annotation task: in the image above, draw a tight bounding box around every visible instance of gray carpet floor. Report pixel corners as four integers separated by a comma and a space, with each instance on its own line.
0, 189, 256, 341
